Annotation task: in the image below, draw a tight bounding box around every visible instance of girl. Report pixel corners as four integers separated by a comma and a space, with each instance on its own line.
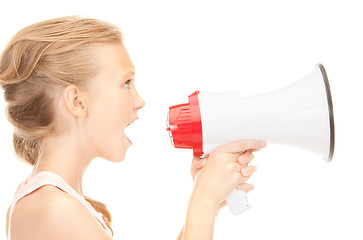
0, 16, 266, 240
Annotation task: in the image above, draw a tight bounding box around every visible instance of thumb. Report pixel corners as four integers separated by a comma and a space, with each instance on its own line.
191, 157, 207, 181
192, 157, 205, 169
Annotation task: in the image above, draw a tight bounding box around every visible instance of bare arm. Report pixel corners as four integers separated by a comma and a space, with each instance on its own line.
179, 140, 266, 240
183, 194, 218, 239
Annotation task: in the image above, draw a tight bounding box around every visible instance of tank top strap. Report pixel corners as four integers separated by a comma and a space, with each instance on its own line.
8, 171, 112, 239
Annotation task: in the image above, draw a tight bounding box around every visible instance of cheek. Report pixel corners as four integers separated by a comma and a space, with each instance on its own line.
90, 92, 129, 125
85, 95, 132, 161
89, 102, 125, 140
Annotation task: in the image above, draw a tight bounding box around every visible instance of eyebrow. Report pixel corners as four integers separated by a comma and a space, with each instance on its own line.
127, 69, 135, 74
119, 70, 134, 80
122, 69, 135, 78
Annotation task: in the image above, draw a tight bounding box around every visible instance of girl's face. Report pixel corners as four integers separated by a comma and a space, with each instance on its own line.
84, 42, 145, 162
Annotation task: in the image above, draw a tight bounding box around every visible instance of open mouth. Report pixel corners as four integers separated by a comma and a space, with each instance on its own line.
124, 120, 137, 144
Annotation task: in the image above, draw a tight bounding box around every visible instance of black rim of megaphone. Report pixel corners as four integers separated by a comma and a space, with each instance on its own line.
318, 63, 335, 162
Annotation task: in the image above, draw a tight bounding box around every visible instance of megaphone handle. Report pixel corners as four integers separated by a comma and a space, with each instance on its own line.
225, 189, 251, 215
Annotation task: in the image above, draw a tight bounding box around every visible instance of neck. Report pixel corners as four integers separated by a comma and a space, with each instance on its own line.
32, 132, 93, 195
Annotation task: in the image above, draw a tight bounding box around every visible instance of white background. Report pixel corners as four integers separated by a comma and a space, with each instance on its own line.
1, 0, 362, 239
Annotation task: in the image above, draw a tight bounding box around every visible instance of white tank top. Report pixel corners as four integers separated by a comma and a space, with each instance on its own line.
7, 171, 113, 239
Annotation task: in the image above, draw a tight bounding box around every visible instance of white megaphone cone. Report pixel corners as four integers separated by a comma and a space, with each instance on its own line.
167, 64, 335, 215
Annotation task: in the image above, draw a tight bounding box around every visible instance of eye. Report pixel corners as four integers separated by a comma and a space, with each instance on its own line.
123, 79, 132, 88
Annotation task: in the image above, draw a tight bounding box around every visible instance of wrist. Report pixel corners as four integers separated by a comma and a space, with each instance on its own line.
189, 189, 220, 211
184, 191, 219, 240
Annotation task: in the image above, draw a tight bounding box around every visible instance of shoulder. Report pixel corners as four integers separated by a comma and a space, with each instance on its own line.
10, 185, 112, 240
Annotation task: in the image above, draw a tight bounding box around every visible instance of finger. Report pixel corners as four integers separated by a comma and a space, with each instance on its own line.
216, 201, 227, 217
191, 157, 207, 181
241, 165, 258, 177
239, 174, 250, 184
218, 200, 227, 209
217, 140, 266, 154
191, 157, 205, 169
247, 148, 262, 152
237, 152, 254, 166
236, 183, 254, 192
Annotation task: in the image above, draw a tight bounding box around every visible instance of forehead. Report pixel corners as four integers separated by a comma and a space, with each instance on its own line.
94, 42, 135, 79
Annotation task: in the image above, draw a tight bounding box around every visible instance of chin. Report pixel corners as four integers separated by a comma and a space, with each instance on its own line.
99, 147, 128, 163
98, 137, 131, 163
109, 151, 128, 163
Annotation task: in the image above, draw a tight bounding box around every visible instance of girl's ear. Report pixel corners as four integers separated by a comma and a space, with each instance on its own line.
63, 85, 88, 118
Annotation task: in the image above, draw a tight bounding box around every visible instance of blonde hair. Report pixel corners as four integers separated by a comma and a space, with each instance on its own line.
0, 16, 123, 235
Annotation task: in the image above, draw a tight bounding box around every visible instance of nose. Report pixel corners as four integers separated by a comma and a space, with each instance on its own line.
134, 90, 145, 110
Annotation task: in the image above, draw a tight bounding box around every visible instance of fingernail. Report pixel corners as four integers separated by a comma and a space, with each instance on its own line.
241, 168, 249, 176
238, 155, 246, 164
260, 141, 267, 148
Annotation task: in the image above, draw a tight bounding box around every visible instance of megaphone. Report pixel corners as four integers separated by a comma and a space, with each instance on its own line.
166, 64, 335, 215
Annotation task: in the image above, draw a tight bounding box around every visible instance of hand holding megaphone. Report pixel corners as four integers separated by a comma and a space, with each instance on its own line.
191, 140, 266, 213
167, 64, 335, 215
